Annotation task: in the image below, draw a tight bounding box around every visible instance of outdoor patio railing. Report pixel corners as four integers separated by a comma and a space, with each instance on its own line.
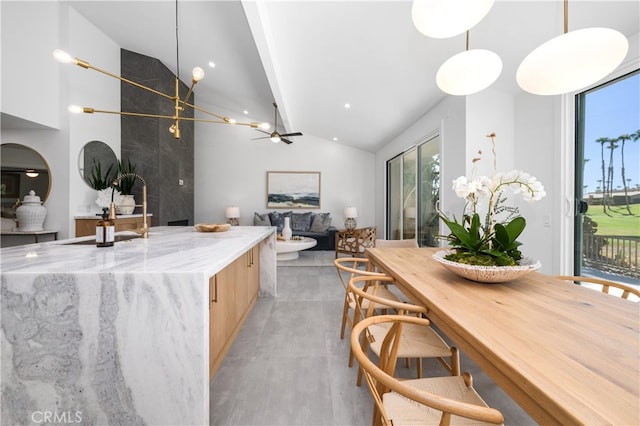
583, 234, 639, 279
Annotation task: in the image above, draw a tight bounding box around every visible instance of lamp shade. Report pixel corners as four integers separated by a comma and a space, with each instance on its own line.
517, 28, 628, 96
344, 207, 358, 219
436, 49, 502, 95
225, 206, 240, 218
411, 0, 495, 39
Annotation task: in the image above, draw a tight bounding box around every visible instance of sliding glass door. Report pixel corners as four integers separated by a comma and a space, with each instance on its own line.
574, 70, 639, 282
386, 135, 440, 246
417, 137, 440, 246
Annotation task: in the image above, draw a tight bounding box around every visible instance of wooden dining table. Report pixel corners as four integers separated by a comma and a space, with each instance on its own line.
366, 247, 640, 425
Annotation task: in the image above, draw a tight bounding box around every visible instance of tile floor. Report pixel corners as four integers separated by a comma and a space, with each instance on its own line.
210, 256, 536, 425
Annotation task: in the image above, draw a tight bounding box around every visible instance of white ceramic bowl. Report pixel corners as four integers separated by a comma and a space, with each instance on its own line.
432, 250, 541, 283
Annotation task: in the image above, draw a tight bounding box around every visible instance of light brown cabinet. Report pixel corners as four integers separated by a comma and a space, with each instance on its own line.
209, 245, 260, 378
75, 215, 152, 237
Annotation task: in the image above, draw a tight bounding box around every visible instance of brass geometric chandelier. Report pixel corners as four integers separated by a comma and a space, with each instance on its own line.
53, 1, 269, 139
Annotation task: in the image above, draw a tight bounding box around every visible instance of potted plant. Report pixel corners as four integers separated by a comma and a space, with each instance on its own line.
434, 133, 546, 282
88, 159, 116, 190
115, 158, 137, 214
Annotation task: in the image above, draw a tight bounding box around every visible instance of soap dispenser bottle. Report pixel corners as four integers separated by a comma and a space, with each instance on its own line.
96, 207, 115, 247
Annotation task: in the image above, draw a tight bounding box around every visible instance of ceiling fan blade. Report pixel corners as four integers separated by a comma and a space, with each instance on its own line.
281, 138, 293, 144
251, 136, 269, 141
254, 129, 271, 136
280, 132, 303, 137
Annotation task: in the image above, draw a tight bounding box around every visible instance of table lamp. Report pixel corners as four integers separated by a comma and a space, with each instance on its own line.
344, 207, 358, 230
225, 206, 240, 226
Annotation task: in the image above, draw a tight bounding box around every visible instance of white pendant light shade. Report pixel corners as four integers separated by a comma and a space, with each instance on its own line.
412, 0, 495, 39
517, 28, 628, 95
436, 49, 502, 96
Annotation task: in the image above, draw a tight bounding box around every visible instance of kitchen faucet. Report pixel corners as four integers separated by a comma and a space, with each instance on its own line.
109, 172, 149, 238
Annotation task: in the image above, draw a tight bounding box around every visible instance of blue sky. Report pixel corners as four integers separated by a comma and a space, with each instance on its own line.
583, 72, 640, 194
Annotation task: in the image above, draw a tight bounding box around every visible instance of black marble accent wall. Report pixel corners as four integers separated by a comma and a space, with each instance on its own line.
120, 49, 194, 226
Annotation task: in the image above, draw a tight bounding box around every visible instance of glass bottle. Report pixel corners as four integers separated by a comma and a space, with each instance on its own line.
96, 207, 115, 247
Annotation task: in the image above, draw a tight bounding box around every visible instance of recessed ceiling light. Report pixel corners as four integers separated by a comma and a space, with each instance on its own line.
208, 61, 216, 68
333, 137, 338, 141
243, 110, 249, 115
344, 103, 351, 109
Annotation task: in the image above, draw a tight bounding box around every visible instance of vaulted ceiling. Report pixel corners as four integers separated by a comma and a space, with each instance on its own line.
66, 1, 639, 152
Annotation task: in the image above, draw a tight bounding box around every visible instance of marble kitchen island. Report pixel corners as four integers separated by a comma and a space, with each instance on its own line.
1, 225, 276, 426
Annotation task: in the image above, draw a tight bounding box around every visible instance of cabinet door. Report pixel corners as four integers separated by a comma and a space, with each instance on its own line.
209, 245, 260, 378
231, 253, 249, 324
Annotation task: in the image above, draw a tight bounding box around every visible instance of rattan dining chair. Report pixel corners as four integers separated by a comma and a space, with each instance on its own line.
334, 257, 400, 366
555, 275, 640, 300
350, 275, 459, 386
351, 314, 504, 426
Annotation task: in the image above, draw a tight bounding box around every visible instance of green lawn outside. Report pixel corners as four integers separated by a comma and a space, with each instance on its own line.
586, 203, 640, 237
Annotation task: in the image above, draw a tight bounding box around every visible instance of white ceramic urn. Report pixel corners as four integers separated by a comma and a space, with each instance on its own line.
16, 190, 47, 232
116, 194, 136, 215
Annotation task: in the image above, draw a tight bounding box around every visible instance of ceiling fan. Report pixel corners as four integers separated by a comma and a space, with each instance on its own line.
252, 102, 302, 144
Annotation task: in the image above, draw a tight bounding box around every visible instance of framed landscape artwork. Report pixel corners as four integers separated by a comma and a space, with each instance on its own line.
267, 171, 320, 209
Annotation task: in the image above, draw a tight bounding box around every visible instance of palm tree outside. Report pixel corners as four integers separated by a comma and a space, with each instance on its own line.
595, 136, 609, 214
617, 133, 633, 214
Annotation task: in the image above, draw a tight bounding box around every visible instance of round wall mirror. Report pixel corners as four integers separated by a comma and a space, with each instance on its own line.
78, 140, 118, 190
1, 143, 51, 206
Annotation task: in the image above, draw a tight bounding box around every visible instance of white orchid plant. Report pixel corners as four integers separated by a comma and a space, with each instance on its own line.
440, 133, 546, 266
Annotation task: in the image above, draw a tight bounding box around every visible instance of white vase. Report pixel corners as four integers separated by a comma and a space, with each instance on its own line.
282, 217, 292, 240
16, 190, 47, 232
116, 194, 136, 215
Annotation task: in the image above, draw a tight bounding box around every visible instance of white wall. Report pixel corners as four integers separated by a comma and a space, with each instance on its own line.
1, 1, 60, 129
194, 113, 376, 229
1, 2, 121, 238
66, 6, 121, 235
514, 94, 558, 274
466, 89, 515, 176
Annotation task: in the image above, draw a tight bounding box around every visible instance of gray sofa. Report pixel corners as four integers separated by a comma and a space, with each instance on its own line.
254, 211, 338, 251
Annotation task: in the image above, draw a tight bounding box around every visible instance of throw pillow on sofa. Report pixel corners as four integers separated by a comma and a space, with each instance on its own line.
269, 211, 291, 232
310, 212, 332, 232
253, 212, 271, 226
291, 212, 312, 231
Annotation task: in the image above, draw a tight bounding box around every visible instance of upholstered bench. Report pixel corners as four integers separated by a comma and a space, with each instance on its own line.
254, 211, 338, 251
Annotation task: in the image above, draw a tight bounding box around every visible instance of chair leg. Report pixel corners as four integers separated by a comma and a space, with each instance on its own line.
417, 358, 422, 379
356, 332, 369, 386
340, 294, 350, 339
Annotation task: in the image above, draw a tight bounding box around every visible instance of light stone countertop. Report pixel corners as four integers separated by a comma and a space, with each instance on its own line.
1, 225, 274, 276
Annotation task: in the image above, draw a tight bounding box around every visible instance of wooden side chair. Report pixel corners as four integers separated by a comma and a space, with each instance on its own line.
555, 275, 640, 301
350, 275, 459, 387
351, 314, 504, 426
334, 257, 399, 366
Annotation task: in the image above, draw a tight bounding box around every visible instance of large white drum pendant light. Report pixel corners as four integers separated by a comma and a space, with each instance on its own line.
517, 27, 628, 95
412, 0, 495, 39
436, 49, 502, 95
